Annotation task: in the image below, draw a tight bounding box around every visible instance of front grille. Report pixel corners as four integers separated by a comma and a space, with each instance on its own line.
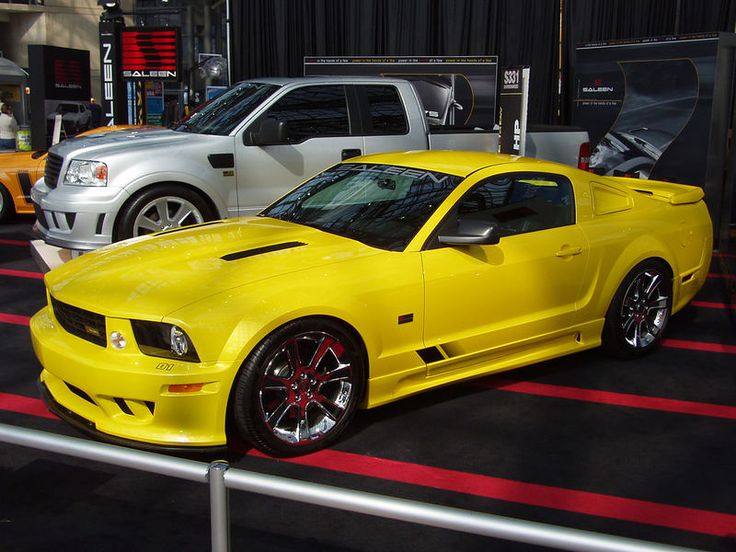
44, 153, 64, 189
51, 296, 107, 347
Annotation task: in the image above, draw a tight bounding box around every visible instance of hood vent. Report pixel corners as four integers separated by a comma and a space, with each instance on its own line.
221, 241, 306, 261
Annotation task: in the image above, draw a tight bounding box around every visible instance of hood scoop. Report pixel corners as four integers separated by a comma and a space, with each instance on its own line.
221, 241, 306, 261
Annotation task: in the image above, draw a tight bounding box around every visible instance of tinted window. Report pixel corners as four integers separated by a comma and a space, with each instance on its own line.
364, 85, 408, 135
455, 173, 574, 237
265, 85, 350, 143
262, 163, 462, 251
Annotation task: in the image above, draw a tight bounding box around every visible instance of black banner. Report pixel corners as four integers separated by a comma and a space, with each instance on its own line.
498, 67, 529, 155
573, 34, 719, 185
304, 56, 498, 129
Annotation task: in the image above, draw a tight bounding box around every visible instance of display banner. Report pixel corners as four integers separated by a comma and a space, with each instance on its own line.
304, 56, 498, 129
99, 19, 126, 126
572, 34, 719, 185
498, 66, 530, 155
122, 28, 180, 80
29, 45, 93, 149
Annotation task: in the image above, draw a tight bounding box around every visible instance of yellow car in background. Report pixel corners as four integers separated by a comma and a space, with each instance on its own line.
30, 151, 713, 457
0, 125, 153, 222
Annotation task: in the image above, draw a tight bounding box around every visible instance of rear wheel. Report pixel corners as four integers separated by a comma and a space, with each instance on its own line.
603, 259, 672, 358
115, 185, 213, 240
232, 318, 365, 457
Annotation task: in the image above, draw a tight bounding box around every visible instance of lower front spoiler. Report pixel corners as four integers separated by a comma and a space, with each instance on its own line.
38, 380, 230, 457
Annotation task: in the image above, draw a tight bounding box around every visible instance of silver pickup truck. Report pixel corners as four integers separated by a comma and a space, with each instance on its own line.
31, 76, 589, 252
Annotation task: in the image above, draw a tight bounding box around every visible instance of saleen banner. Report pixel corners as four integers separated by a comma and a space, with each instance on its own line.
121, 28, 180, 80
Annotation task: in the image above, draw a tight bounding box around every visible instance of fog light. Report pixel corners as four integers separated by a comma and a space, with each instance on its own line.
110, 331, 127, 349
170, 325, 189, 356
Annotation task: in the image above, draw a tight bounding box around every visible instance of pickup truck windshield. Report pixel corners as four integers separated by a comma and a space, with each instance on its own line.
171, 82, 279, 136
261, 163, 461, 251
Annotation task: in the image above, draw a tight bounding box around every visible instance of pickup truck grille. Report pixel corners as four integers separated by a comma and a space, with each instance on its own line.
44, 153, 64, 189
51, 296, 107, 347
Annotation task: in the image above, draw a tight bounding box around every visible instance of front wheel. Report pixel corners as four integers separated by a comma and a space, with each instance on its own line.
115, 185, 213, 241
603, 259, 672, 358
0, 184, 13, 223
232, 319, 365, 457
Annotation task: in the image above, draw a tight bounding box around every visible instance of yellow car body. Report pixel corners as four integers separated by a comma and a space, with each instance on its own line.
0, 149, 44, 219
30, 151, 713, 456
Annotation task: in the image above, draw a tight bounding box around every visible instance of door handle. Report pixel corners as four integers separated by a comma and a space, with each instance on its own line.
555, 246, 583, 257
342, 148, 362, 160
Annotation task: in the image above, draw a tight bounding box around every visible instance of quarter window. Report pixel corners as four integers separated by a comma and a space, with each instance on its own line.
456, 173, 574, 236
264, 85, 350, 143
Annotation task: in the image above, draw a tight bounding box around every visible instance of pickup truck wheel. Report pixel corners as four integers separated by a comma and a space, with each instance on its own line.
602, 259, 672, 358
232, 318, 365, 457
0, 184, 13, 223
116, 186, 214, 240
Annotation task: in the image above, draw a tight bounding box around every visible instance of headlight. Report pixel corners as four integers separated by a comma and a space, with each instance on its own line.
64, 159, 108, 187
130, 320, 200, 362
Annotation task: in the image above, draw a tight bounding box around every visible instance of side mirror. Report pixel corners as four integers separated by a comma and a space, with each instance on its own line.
438, 219, 500, 246
246, 117, 288, 146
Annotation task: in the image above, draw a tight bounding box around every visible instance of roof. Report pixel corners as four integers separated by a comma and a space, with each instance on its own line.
348, 150, 556, 177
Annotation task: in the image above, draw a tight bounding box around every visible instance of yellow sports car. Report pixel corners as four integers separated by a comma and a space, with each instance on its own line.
0, 149, 45, 221
30, 151, 713, 457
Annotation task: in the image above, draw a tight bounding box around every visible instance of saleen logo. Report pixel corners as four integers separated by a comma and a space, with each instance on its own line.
122, 70, 177, 78
583, 86, 614, 93
84, 325, 101, 337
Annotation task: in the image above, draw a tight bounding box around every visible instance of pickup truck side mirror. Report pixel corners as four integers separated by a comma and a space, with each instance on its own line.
438, 219, 500, 246
246, 117, 288, 146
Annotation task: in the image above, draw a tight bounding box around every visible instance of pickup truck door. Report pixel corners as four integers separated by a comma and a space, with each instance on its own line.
421, 171, 588, 364
233, 84, 365, 216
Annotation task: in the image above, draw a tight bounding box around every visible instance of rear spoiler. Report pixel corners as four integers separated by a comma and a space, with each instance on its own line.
608, 177, 704, 205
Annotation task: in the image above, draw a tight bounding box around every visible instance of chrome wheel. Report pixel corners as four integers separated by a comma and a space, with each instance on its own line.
132, 196, 205, 236
603, 260, 672, 358
619, 269, 670, 348
233, 319, 364, 457
259, 331, 354, 445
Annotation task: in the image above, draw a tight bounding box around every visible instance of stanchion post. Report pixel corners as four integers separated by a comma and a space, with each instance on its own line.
209, 460, 231, 552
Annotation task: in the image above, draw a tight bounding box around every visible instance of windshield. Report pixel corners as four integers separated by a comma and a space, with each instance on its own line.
261, 163, 462, 251
172, 82, 279, 135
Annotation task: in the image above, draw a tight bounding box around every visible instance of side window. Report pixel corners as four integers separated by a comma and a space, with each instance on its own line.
457, 172, 574, 237
264, 85, 350, 143
364, 85, 408, 135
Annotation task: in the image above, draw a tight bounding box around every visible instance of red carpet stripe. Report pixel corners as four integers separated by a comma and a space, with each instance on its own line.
0, 239, 29, 246
663, 338, 736, 354
482, 380, 736, 420
690, 300, 736, 311
0, 268, 44, 280
0, 313, 31, 326
0, 392, 56, 419
707, 272, 735, 279
712, 251, 736, 258
2, 390, 735, 535
249, 448, 736, 536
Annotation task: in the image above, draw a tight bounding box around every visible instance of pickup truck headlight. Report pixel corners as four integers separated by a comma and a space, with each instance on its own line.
130, 320, 200, 362
64, 160, 108, 187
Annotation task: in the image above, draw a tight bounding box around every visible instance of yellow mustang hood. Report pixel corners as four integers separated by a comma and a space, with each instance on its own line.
44, 217, 381, 319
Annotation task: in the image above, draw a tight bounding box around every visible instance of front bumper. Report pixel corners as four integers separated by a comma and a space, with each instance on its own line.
31, 305, 236, 449
31, 179, 130, 251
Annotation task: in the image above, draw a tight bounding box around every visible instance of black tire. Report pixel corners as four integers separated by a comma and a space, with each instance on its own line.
232, 318, 365, 457
115, 185, 214, 241
0, 184, 14, 223
602, 259, 672, 358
